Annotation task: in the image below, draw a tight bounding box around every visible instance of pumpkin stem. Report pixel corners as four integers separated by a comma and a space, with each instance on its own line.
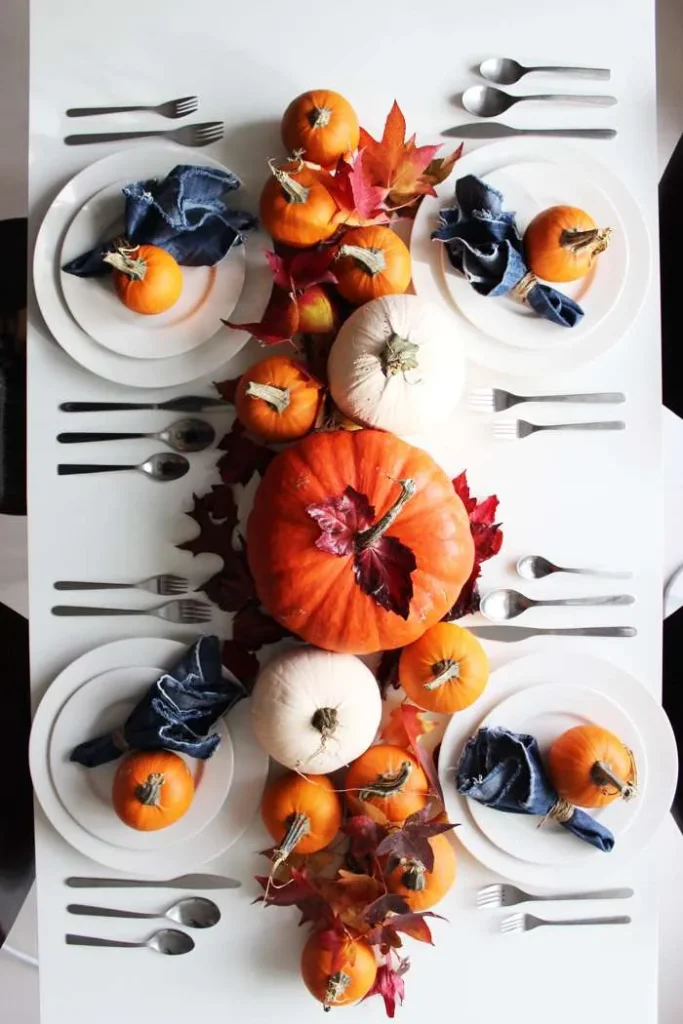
355, 478, 416, 551
274, 812, 311, 864
337, 244, 387, 276
102, 245, 147, 281
560, 226, 612, 258
424, 658, 460, 691
245, 380, 291, 414
399, 858, 427, 892
267, 157, 309, 204
324, 971, 351, 1010
358, 760, 413, 801
309, 106, 332, 129
134, 772, 164, 807
381, 334, 420, 377
590, 758, 638, 801
312, 706, 338, 737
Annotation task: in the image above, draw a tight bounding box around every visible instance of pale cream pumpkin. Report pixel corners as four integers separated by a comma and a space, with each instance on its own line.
327, 294, 465, 436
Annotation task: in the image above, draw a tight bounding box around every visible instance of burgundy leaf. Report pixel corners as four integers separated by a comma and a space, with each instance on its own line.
341, 816, 388, 870
365, 894, 410, 926
201, 549, 255, 611
306, 486, 374, 557
223, 285, 299, 346
254, 868, 332, 928
444, 564, 482, 619
264, 250, 292, 291
470, 494, 499, 526
375, 808, 454, 874
178, 492, 237, 559
366, 911, 441, 949
354, 535, 416, 620
472, 520, 504, 562
364, 957, 409, 1018
204, 483, 238, 524
327, 150, 390, 223
214, 376, 241, 404
452, 470, 476, 514
448, 471, 503, 619
376, 649, 401, 699
232, 602, 290, 651
217, 421, 274, 485
288, 248, 338, 292
221, 640, 260, 692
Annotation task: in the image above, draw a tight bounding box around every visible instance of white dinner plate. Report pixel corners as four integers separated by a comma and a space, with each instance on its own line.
49, 665, 234, 851
33, 146, 271, 388
59, 179, 246, 360
411, 140, 651, 375
438, 653, 676, 888
468, 683, 645, 866
442, 162, 627, 351
30, 638, 268, 876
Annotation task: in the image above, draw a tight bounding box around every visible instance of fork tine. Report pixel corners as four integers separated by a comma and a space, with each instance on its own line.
175, 102, 199, 116
500, 914, 524, 934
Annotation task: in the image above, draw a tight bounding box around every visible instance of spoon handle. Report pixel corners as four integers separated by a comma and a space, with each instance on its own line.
517, 93, 617, 106
529, 65, 611, 80
58, 463, 136, 475
66, 934, 143, 948
58, 433, 147, 444
561, 567, 633, 579
539, 594, 634, 607
67, 904, 155, 921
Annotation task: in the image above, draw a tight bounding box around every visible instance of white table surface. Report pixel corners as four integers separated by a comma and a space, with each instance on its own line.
28, 1, 663, 1021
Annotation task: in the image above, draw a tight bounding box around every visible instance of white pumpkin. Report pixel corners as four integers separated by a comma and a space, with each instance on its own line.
327, 293, 465, 436
251, 646, 382, 773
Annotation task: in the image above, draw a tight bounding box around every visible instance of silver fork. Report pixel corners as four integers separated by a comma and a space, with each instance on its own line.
478, 884, 634, 909
469, 388, 626, 413
66, 96, 199, 120
494, 420, 625, 440
51, 600, 212, 624
54, 575, 189, 597
64, 122, 224, 148
502, 913, 631, 934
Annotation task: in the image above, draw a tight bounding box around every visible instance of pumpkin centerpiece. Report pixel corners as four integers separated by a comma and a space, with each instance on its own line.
235, 356, 323, 443
301, 932, 377, 1010
261, 771, 342, 866
334, 225, 411, 305
259, 158, 338, 248
548, 724, 637, 808
524, 205, 612, 283
103, 243, 183, 315
385, 833, 457, 911
112, 750, 194, 831
281, 89, 360, 168
399, 622, 489, 715
247, 428, 475, 654
346, 744, 430, 823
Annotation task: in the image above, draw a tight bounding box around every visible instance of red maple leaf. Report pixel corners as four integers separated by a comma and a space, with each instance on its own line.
217, 421, 274, 485
306, 484, 416, 619
359, 101, 443, 212
342, 815, 388, 864
375, 807, 455, 874
266, 248, 339, 294
255, 868, 333, 928
380, 704, 436, 750
232, 602, 291, 651
446, 471, 503, 618
365, 909, 443, 950
221, 639, 260, 692
214, 376, 241, 403
376, 649, 401, 698
201, 545, 255, 612
223, 284, 299, 346
364, 957, 410, 1018
326, 151, 390, 224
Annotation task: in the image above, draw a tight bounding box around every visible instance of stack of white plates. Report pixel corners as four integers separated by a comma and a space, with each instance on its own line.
438, 653, 677, 887
410, 140, 651, 375
33, 147, 271, 388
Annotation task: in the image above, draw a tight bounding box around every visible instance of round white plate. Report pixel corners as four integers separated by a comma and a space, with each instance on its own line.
411, 140, 651, 375
468, 683, 645, 866
60, 179, 245, 360
30, 638, 268, 876
442, 162, 627, 351
49, 665, 234, 851
438, 653, 676, 888
33, 146, 271, 388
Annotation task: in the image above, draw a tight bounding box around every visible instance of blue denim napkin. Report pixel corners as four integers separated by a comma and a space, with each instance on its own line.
62, 164, 257, 277
432, 174, 584, 329
455, 726, 614, 852
70, 635, 246, 767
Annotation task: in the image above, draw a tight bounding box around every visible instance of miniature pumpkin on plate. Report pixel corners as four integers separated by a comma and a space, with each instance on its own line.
548, 723, 637, 808
235, 355, 323, 443
334, 225, 411, 305
103, 243, 183, 314
524, 205, 612, 283
346, 744, 430, 823
112, 750, 194, 831
281, 89, 360, 168
301, 931, 377, 1010
261, 771, 342, 862
385, 832, 457, 911
399, 622, 489, 715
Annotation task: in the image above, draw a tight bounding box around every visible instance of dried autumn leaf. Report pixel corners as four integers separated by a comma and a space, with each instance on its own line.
366, 910, 442, 950
177, 491, 237, 559
375, 807, 455, 874
255, 867, 332, 928
446, 470, 503, 618
400, 703, 443, 802
214, 376, 241, 403
221, 640, 260, 692
365, 893, 411, 925
319, 871, 385, 931
201, 547, 254, 612
217, 421, 274, 485
364, 957, 410, 1018
326, 151, 390, 224
400, 145, 464, 220
380, 704, 436, 749
376, 649, 401, 699
223, 284, 299, 346
232, 602, 291, 651
359, 101, 442, 212
342, 815, 389, 860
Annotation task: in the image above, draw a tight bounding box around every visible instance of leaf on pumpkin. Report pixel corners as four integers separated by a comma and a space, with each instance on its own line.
375, 807, 455, 874
376, 649, 402, 699
399, 703, 443, 802
359, 101, 441, 212
326, 151, 390, 224
217, 420, 274, 485
223, 284, 299, 345
214, 376, 241, 403
342, 815, 389, 860
364, 957, 410, 1018
446, 470, 503, 618
365, 893, 411, 925
318, 871, 386, 932
232, 602, 291, 651
380, 704, 436, 749
221, 640, 260, 692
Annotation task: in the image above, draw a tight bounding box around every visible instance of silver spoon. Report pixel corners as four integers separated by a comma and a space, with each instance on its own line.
67, 897, 221, 929
462, 84, 617, 118
480, 587, 634, 622
479, 57, 611, 85
65, 928, 194, 954
57, 452, 190, 480
57, 418, 216, 454
517, 555, 633, 581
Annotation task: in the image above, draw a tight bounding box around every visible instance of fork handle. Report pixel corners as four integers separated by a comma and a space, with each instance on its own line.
54, 582, 136, 591
58, 464, 136, 474
521, 393, 625, 404
543, 916, 631, 926
66, 105, 152, 117
535, 421, 625, 431
58, 433, 147, 443
64, 130, 168, 145
66, 934, 144, 948
67, 904, 156, 921
530, 888, 634, 902
52, 606, 149, 617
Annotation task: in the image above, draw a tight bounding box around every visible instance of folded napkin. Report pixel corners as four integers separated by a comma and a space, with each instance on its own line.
456, 726, 614, 852
432, 174, 584, 329
62, 164, 257, 277
70, 635, 246, 767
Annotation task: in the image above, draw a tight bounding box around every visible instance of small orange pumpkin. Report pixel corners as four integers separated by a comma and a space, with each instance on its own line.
399, 622, 489, 715
112, 751, 194, 831
346, 744, 430, 823
235, 356, 323, 443
261, 772, 342, 861
259, 159, 338, 248
282, 89, 360, 168
524, 205, 612, 283
301, 932, 377, 1009
103, 243, 183, 314
548, 724, 637, 809
385, 833, 457, 911
334, 226, 412, 305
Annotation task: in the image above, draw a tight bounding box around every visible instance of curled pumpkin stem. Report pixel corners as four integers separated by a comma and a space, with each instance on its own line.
337, 244, 387, 276
560, 226, 612, 257
358, 760, 413, 801
267, 157, 308, 204
590, 751, 638, 801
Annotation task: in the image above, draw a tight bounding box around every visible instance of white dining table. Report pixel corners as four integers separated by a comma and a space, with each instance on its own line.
28, 0, 664, 1021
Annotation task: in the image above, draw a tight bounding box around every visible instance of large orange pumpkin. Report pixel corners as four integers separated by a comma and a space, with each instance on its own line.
399, 622, 489, 714
301, 932, 377, 1009
282, 89, 360, 168
259, 159, 338, 248
334, 226, 411, 305
103, 243, 183, 314
261, 772, 342, 860
247, 429, 474, 654
524, 205, 612, 283
346, 744, 430, 823
548, 724, 637, 809
235, 356, 323, 443
385, 833, 457, 911
112, 751, 194, 831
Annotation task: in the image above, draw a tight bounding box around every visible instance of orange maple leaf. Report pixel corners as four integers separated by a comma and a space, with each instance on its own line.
359, 100, 443, 211
318, 870, 385, 932
381, 703, 437, 749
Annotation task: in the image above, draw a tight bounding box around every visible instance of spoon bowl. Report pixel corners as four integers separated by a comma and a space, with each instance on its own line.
481, 586, 635, 621
479, 57, 528, 85
156, 418, 216, 454
167, 897, 221, 929
517, 555, 633, 580
139, 452, 190, 482
147, 928, 195, 955
463, 85, 517, 117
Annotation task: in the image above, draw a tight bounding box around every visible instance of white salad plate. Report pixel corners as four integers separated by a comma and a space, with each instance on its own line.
411, 139, 651, 375
59, 179, 246, 360
33, 146, 271, 388
468, 683, 646, 866
48, 665, 234, 852
29, 638, 268, 876
438, 653, 676, 888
